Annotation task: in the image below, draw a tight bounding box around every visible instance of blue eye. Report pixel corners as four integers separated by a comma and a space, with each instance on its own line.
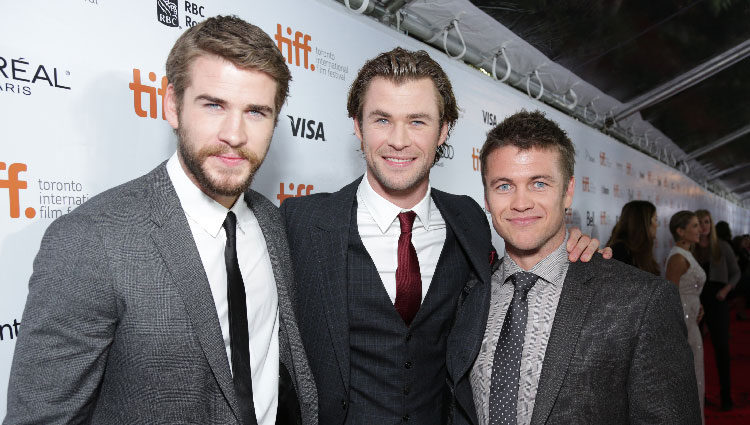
498, 183, 511, 192
533, 181, 547, 189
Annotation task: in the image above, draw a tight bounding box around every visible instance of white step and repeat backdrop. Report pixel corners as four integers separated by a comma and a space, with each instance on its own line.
1, 0, 748, 415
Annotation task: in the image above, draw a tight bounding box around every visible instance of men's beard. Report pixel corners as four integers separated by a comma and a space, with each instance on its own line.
177, 126, 263, 197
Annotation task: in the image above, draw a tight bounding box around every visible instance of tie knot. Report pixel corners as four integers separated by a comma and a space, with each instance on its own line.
397, 211, 417, 234
510, 271, 538, 298
223, 211, 237, 237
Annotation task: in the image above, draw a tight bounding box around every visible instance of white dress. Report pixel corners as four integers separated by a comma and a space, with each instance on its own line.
668, 246, 706, 423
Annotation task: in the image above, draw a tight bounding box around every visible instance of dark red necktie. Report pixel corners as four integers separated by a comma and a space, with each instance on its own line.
394, 211, 422, 326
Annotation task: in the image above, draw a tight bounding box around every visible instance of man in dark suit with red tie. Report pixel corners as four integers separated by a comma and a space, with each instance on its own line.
281, 48, 602, 425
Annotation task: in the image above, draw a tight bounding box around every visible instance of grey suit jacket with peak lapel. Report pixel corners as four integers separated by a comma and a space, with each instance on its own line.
450, 254, 701, 425
281, 177, 493, 424
4, 162, 318, 425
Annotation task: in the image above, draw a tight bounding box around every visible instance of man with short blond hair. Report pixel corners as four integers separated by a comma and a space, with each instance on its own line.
5, 16, 316, 425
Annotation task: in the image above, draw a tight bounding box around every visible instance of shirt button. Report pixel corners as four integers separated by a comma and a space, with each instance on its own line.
404, 361, 412, 369
341, 400, 348, 410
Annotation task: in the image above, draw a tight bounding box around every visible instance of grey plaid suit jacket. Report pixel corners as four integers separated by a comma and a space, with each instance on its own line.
4, 163, 318, 425
449, 254, 701, 425
281, 177, 493, 424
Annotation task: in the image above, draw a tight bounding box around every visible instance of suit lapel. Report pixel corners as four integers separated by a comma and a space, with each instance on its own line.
312, 178, 361, 392
432, 191, 491, 287
146, 164, 241, 422
434, 191, 491, 379
433, 191, 492, 424
530, 260, 596, 425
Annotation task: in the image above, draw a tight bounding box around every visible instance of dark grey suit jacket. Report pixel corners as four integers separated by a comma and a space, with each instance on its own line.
281, 177, 492, 424
4, 163, 318, 425
449, 254, 701, 424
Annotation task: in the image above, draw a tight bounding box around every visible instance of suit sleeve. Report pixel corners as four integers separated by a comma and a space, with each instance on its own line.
627, 279, 701, 425
4, 213, 118, 425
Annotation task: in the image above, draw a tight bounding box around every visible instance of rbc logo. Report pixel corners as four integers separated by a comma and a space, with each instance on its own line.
157, 0, 179, 27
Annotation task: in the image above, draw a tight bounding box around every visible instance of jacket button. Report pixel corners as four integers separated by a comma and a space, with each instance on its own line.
402, 414, 410, 422
405, 333, 412, 342
341, 400, 348, 410
404, 361, 412, 369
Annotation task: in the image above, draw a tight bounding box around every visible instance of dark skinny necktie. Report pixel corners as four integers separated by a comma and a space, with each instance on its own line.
223, 211, 258, 425
394, 211, 421, 326
489, 271, 538, 425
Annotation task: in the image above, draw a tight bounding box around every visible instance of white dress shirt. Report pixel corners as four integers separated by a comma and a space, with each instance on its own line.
356, 173, 447, 304
167, 153, 278, 425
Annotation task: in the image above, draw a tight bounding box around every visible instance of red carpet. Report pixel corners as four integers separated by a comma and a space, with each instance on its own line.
704, 305, 750, 424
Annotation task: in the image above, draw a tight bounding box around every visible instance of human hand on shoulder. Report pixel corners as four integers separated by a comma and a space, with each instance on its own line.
566, 227, 611, 262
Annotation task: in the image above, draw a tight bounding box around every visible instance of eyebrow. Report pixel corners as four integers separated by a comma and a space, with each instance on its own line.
367, 110, 435, 121
368, 109, 391, 118
195, 94, 274, 114
488, 175, 557, 186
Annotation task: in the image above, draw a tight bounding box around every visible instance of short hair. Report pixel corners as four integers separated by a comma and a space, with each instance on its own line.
606, 200, 659, 275
165, 15, 291, 119
669, 210, 697, 242
480, 110, 576, 187
347, 47, 458, 164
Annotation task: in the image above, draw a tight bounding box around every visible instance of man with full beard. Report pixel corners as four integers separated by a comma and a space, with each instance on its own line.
4, 16, 316, 425
281, 48, 603, 424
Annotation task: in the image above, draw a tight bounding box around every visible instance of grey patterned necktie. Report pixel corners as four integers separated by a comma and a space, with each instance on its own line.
489, 271, 538, 425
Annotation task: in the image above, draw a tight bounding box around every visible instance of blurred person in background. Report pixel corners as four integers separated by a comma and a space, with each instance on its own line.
731, 235, 750, 320
666, 211, 706, 423
606, 200, 660, 275
694, 210, 740, 411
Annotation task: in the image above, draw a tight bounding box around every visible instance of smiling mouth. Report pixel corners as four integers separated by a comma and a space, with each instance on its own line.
508, 217, 541, 226
383, 157, 416, 166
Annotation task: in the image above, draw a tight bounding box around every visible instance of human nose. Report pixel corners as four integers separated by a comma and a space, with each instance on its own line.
388, 123, 412, 150
218, 112, 247, 147
510, 188, 534, 211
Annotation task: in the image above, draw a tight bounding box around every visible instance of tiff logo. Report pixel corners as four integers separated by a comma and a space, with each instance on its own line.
581, 176, 590, 192
129, 69, 168, 119
277, 182, 313, 205
287, 115, 326, 141
275, 24, 314, 71
599, 151, 607, 166
600, 211, 607, 225
0, 162, 36, 219
157, 0, 179, 27
471, 147, 481, 171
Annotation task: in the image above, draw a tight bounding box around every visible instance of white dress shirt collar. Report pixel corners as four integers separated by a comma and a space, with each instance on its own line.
357, 171, 434, 233
166, 153, 255, 237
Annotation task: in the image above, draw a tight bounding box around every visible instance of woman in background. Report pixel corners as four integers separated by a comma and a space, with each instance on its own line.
666, 211, 705, 423
606, 200, 660, 275
694, 210, 740, 411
